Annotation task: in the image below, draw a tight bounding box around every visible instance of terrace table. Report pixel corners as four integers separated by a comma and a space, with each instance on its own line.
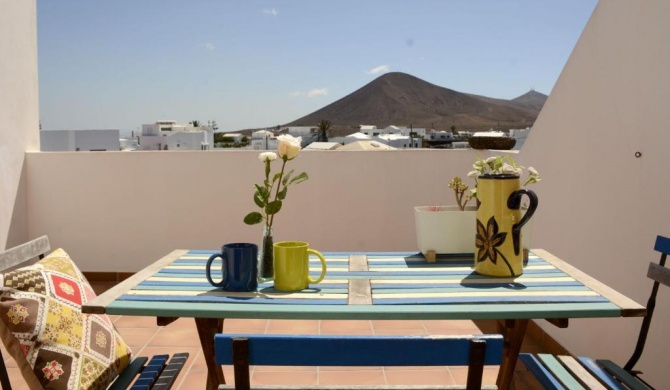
83, 249, 645, 390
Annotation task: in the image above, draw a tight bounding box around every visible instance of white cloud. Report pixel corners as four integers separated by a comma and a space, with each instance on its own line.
290, 88, 328, 98
198, 42, 215, 51
306, 88, 328, 97
263, 8, 279, 16
367, 65, 390, 75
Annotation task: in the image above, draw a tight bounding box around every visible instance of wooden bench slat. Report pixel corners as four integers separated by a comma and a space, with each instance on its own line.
597, 360, 649, 390
556, 356, 607, 390
647, 262, 670, 287
537, 354, 586, 390
518, 353, 565, 390
576, 357, 627, 390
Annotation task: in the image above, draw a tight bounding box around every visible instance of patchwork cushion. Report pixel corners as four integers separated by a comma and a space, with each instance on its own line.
0, 248, 132, 389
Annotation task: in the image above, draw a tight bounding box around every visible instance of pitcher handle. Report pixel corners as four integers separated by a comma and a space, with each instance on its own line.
507, 189, 538, 256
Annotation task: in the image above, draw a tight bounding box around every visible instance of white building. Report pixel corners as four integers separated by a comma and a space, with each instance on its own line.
40, 129, 121, 151
343, 132, 372, 145
359, 125, 426, 138
283, 126, 316, 137
373, 134, 421, 148
303, 142, 341, 151
136, 120, 214, 151
250, 129, 278, 151
427, 130, 454, 141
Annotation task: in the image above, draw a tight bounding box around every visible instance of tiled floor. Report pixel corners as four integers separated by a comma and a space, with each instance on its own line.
1, 282, 547, 389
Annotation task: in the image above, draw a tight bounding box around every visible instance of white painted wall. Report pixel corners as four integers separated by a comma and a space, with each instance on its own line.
25, 149, 478, 271
518, 0, 670, 385
0, 0, 38, 249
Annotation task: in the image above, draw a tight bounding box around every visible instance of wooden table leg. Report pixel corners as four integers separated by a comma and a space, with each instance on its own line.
496, 319, 529, 390
195, 317, 225, 390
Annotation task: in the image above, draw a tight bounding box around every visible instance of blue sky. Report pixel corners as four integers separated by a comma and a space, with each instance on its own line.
37, 0, 597, 133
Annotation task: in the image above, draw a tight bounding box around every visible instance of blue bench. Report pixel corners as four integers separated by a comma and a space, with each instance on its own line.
519, 235, 670, 390
215, 333, 504, 390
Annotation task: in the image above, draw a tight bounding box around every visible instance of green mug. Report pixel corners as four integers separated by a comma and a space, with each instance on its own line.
273, 241, 327, 291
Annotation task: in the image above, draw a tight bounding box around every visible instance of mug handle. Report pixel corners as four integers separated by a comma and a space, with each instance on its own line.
205, 253, 228, 288
507, 189, 539, 256
306, 249, 327, 284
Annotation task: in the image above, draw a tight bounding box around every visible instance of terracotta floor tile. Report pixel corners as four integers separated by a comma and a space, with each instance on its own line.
449, 366, 499, 386
113, 315, 161, 328
319, 365, 382, 372
384, 368, 452, 385
148, 326, 200, 348
371, 319, 425, 330
373, 328, 428, 336
320, 319, 373, 332
116, 327, 158, 351
318, 369, 386, 385
266, 319, 320, 333
187, 350, 208, 373
422, 319, 483, 334
252, 369, 318, 386
175, 369, 209, 390
224, 318, 269, 332
254, 365, 319, 372
319, 328, 375, 335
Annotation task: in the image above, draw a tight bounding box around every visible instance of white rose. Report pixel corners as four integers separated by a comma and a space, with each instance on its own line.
259, 152, 278, 162
277, 134, 302, 160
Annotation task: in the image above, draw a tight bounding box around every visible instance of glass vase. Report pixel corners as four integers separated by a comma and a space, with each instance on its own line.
258, 225, 274, 282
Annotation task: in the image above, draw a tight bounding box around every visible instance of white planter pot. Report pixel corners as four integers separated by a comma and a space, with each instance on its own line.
414, 205, 477, 258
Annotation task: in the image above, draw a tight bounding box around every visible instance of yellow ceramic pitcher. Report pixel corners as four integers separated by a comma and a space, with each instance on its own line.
475, 174, 538, 277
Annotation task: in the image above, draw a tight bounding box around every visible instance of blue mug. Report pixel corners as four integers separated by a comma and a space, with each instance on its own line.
206, 243, 258, 292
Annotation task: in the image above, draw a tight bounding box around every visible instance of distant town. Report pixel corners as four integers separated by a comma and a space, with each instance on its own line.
39, 120, 531, 152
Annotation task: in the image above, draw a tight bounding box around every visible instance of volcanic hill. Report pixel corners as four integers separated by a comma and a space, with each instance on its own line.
284, 72, 547, 136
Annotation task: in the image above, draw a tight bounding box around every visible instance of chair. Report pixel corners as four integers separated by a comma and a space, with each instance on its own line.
519, 234, 670, 390
0, 236, 189, 390
214, 333, 504, 390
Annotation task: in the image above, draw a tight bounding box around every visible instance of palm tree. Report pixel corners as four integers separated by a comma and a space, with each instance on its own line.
316, 119, 331, 142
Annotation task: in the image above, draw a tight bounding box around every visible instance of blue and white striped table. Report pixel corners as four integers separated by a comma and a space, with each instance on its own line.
83, 249, 645, 390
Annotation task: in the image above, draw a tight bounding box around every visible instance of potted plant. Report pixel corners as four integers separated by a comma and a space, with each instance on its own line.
415, 156, 540, 264
414, 177, 477, 262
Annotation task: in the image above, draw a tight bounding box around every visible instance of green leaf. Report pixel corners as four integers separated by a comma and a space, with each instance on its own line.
255, 184, 268, 199
266, 200, 282, 215
254, 193, 265, 208
282, 169, 294, 186
272, 172, 282, 183
243, 212, 263, 225
277, 186, 288, 201
289, 172, 309, 185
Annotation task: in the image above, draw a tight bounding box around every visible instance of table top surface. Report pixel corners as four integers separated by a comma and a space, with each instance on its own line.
83, 249, 645, 320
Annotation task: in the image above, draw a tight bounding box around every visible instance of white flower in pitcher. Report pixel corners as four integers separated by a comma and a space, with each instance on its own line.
277, 134, 302, 161
259, 152, 278, 162
501, 163, 519, 174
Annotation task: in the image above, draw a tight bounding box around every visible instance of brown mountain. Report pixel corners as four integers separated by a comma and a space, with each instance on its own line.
285, 72, 546, 135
